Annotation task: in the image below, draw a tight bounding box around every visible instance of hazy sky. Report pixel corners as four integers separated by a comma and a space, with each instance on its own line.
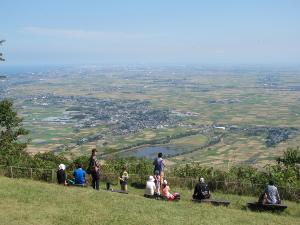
1, 0, 300, 65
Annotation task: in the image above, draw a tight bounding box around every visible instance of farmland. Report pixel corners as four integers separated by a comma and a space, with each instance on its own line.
1, 65, 300, 166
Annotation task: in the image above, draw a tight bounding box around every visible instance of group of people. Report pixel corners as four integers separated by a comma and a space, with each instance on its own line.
57, 150, 282, 205
145, 175, 180, 200
146, 153, 209, 201
144, 173, 210, 201
57, 148, 100, 189
57, 162, 87, 186
146, 153, 282, 204
144, 152, 180, 200
57, 148, 129, 192
192, 177, 281, 204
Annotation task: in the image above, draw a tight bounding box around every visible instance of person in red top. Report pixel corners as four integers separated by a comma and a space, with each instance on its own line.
162, 180, 180, 201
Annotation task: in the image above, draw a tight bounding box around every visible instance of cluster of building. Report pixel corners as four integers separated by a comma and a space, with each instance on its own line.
208, 98, 242, 104
27, 94, 180, 136
228, 125, 298, 147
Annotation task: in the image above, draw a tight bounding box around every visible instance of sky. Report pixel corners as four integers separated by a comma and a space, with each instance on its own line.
0, 0, 300, 66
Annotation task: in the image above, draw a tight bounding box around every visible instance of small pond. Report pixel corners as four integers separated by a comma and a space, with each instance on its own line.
119, 145, 187, 159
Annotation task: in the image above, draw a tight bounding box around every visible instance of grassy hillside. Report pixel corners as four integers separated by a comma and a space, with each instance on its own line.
0, 176, 299, 225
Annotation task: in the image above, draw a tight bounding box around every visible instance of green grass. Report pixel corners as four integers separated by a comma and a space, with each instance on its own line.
0, 176, 299, 225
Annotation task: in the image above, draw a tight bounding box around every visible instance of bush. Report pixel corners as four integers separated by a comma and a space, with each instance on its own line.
31, 152, 71, 169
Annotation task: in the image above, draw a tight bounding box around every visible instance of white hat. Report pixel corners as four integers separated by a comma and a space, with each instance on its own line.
58, 164, 66, 170
200, 177, 205, 183
163, 180, 168, 185
148, 176, 155, 182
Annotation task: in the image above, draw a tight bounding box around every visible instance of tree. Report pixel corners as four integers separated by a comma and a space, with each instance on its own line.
0, 40, 5, 61
0, 99, 30, 165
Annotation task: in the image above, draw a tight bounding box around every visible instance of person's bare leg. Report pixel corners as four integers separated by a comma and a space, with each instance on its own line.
262, 193, 268, 204
160, 172, 164, 189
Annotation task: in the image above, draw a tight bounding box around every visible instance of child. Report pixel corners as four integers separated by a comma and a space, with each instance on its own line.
162, 180, 180, 201
119, 167, 129, 192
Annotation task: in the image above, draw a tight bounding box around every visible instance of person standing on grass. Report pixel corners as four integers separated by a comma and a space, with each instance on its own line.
153, 152, 165, 186
154, 170, 161, 195
88, 148, 100, 190
119, 166, 129, 192
57, 164, 67, 185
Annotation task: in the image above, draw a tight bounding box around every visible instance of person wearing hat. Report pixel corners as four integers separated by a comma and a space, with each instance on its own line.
88, 148, 100, 190
162, 179, 180, 201
193, 177, 210, 200
144, 176, 156, 197
57, 164, 67, 185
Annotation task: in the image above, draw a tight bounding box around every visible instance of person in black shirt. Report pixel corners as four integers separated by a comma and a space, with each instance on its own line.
88, 148, 100, 190
193, 177, 210, 200
57, 164, 67, 185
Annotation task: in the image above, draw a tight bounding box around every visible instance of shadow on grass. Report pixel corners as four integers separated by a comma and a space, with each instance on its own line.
130, 182, 146, 189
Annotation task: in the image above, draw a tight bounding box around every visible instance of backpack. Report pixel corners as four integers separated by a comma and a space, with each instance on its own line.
201, 184, 210, 198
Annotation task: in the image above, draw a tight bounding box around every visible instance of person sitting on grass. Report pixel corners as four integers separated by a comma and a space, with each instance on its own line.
144, 176, 156, 197
119, 167, 129, 192
73, 163, 86, 185
57, 164, 67, 185
193, 177, 210, 200
162, 180, 180, 201
259, 180, 281, 204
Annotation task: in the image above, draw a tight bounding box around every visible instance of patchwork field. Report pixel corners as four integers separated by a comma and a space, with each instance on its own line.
1, 66, 300, 166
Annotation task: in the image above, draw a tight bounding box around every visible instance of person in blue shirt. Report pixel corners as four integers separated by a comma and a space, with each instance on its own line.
153, 152, 166, 188
73, 163, 86, 185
